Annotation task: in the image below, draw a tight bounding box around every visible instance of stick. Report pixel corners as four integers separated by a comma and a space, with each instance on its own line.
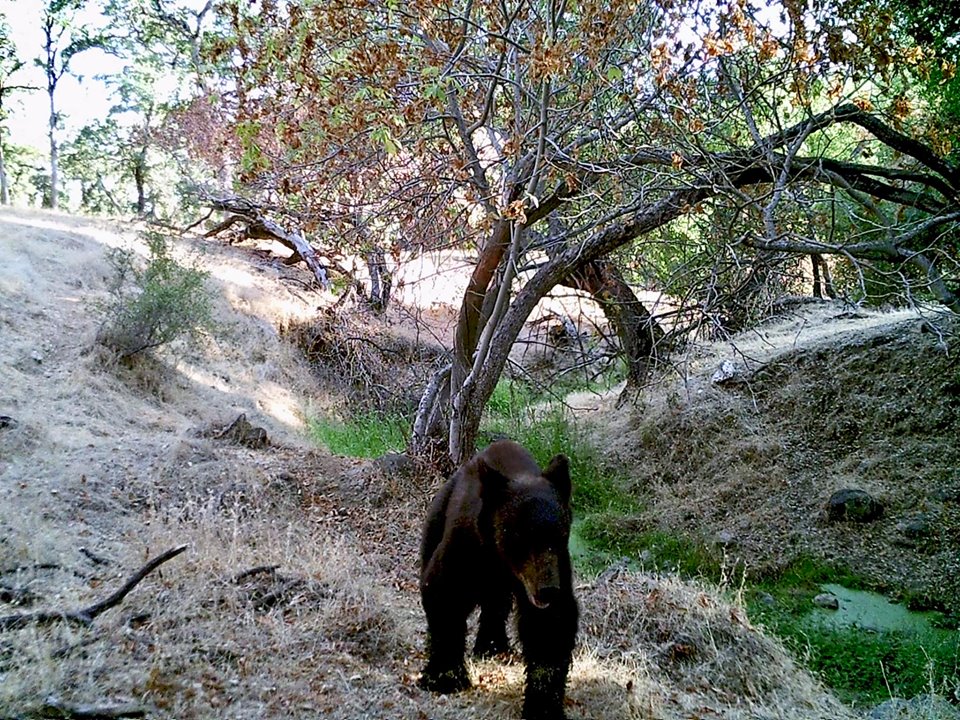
233, 565, 281, 583
20, 696, 147, 718
0, 546, 188, 631
78, 548, 111, 566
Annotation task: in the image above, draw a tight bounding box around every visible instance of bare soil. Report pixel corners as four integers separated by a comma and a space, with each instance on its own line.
0, 206, 932, 719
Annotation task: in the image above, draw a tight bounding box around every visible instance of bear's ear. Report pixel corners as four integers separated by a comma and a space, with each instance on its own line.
543, 454, 571, 504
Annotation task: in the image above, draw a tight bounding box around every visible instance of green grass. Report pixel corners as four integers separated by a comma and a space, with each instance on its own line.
308, 412, 408, 458
793, 624, 959, 707
576, 517, 722, 578
747, 557, 960, 707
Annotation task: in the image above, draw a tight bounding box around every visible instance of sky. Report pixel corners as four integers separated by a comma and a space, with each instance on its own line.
2, 0, 127, 153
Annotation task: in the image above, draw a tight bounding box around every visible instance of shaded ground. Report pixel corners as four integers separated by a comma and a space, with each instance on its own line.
0, 206, 920, 719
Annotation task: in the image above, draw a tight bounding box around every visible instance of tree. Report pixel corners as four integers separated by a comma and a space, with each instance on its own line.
63, 64, 167, 216
208, 0, 960, 465
0, 17, 37, 205
60, 119, 126, 213
37, 0, 107, 209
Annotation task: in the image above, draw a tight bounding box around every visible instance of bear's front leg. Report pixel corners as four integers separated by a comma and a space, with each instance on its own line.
419, 569, 472, 693
522, 663, 570, 720
518, 594, 578, 720
419, 610, 472, 693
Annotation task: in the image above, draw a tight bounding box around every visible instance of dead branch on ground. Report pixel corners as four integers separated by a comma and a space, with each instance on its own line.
16, 696, 146, 719
199, 194, 332, 290
0, 545, 188, 631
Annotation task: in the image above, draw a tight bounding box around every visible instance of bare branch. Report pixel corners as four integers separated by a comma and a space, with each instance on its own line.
0, 545, 188, 631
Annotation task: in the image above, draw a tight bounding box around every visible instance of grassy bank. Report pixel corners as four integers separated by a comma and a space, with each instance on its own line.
307, 386, 959, 708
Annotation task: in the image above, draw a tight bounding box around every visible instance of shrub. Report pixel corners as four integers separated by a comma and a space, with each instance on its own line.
97, 232, 213, 360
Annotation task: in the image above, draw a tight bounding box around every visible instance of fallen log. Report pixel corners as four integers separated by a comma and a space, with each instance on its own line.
202, 195, 331, 290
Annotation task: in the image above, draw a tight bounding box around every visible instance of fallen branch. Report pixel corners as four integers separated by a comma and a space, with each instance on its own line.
233, 565, 281, 583
78, 547, 112, 567
201, 195, 331, 290
0, 545, 188, 631
18, 696, 146, 719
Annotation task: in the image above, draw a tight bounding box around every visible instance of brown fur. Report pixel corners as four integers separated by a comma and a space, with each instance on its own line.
418, 440, 578, 720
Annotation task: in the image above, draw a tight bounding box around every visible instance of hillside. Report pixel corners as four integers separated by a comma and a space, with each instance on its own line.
583, 303, 960, 613
0, 207, 947, 719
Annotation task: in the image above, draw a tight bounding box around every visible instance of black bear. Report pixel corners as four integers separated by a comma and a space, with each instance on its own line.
418, 439, 578, 720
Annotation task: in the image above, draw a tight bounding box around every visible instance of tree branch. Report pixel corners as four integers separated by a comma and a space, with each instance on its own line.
0, 545, 188, 631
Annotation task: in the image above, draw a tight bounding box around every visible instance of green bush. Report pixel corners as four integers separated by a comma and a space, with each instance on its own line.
97, 232, 213, 360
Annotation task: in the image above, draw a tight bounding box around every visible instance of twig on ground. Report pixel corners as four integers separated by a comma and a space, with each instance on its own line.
233, 565, 281, 583
15, 696, 147, 719
0, 546, 188, 631
78, 548, 111, 567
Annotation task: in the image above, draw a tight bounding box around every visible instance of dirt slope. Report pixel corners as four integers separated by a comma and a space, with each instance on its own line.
1, 207, 859, 719
590, 303, 960, 612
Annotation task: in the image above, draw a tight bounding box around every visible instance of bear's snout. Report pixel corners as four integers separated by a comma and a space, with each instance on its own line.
518, 553, 562, 609
533, 585, 561, 609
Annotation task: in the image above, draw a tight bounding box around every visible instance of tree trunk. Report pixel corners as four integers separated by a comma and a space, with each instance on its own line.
0, 138, 9, 206
817, 254, 837, 298
811, 253, 823, 298
563, 259, 665, 387
542, 216, 665, 386
134, 154, 146, 215
366, 247, 391, 313
47, 87, 58, 210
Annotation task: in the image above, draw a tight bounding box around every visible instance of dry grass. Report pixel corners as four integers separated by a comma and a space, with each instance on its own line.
588, 303, 960, 609
0, 207, 860, 719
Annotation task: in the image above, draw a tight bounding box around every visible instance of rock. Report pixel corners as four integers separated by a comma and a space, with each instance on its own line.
930, 487, 960, 503
897, 513, 935, 540
30, 350, 43, 364
756, 591, 777, 608
813, 592, 839, 610
868, 694, 960, 720
825, 488, 884, 523
711, 359, 740, 385
374, 451, 416, 477
214, 413, 269, 448
713, 530, 738, 548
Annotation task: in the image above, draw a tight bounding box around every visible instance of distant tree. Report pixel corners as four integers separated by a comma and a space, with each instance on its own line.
103, 0, 233, 201
37, 0, 107, 210
61, 119, 126, 213
0, 17, 37, 205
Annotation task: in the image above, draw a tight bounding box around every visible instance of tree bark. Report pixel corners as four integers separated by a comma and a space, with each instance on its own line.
0, 138, 8, 205
564, 259, 665, 387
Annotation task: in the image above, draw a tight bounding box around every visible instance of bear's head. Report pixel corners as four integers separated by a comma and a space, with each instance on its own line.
480, 454, 572, 609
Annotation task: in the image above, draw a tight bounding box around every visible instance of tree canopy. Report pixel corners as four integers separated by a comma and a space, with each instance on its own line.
6, 0, 960, 463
